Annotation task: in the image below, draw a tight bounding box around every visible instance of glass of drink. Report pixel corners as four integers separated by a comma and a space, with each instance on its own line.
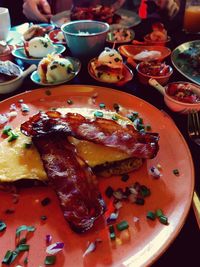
0, 7, 11, 41
183, 0, 200, 33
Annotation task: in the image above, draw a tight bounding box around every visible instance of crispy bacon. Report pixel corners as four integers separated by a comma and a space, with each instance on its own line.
21, 111, 159, 159
33, 133, 105, 233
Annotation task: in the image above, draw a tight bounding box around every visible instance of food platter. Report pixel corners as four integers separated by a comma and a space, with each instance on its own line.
0, 85, 194, 267
51, 9, 141, 29
171, 40, 200, 85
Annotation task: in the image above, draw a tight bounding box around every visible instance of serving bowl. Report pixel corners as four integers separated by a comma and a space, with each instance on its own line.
143, 34, 171, 46
149, 79, 200, 114
61, 20, 110, 58
136, 61, 173, 86
0, 64, 36, 94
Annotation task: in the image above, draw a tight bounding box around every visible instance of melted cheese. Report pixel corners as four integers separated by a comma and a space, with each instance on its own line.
0, 108, 132, 182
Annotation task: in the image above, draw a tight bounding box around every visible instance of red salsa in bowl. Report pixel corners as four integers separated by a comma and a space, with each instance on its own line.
138, 62, 171, 76
166, 83, 200, 104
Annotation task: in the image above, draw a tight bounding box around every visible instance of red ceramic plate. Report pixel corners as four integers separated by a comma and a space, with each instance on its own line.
88, 59, 133, 86
0, 85, 194, 267
48, 29, 66, 44
118, 45, 171, 62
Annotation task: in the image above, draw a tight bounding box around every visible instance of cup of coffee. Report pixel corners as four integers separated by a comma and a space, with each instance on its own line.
0, 8, 11, 41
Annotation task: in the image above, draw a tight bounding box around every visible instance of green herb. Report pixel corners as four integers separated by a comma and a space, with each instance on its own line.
24, 142, 32, 149
140, 185, 151, 197
155, 209, 163, 218
16, 225, 36, 238
109, 225, 115, 233
50, 65, 57, 70
99, 103, 105, 109
45, 255, 56, 265
2, 125, 12, 135
2, 250, 13, 264
18, 237, 27, 244
94, 111, 103, 118
110, 232, 116, 240
145, 124, 152, 131
112, 115, 118, 121
173, 169, 180, 176
159, 215, 168, 225
0, 221, 6, 232
67, 99, 73, 105
116, 220, 129, 231
114, 58, 120, 62
17, 244, 30, 252
146, 211, 156, 221
24, 256, 28, 264
7, 131, 19, 142
135, 197, 145, 205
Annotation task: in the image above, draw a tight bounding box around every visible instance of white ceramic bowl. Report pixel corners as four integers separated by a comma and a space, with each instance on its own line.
0, 64, 36, 94
61, 20, 109, 59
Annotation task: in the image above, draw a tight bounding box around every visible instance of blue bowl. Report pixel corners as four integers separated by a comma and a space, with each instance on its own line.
61, 20, 109, 59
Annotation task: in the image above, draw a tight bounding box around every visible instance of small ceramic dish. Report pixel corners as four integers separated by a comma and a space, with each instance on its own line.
31, 57, 81, 86
0, 64, 36, 94
149, 79, 200, 113
118, 45, 171, 63
106, 28, 135, 44
49, 29, 66, 44
136, 61, 173, 86
88, 58, 133, 86
12, 44, 66, 65
0, 45, 14, 61
143, 34, 171, 46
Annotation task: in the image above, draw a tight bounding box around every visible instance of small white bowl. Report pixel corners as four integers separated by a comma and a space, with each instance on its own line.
0, 64, 36, 94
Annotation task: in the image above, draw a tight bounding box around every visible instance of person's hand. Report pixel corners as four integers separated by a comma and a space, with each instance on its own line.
23, 0, 52, 22
156, 0, 180, 18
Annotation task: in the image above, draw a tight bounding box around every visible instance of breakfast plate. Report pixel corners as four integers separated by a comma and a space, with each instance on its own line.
11, 44, 66, 65
30, 57, 81, 86
88, 59, 133, 86
171, 40, 200, 85
51, 8, 141, 29
0, 85, 194, 267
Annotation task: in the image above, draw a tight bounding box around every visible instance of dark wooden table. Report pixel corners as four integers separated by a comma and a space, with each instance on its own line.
0, 18, 199, 267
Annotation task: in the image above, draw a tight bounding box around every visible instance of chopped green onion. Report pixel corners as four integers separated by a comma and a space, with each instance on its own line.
173, 169, 180, 176
140, 185, 151, 197
7, 131, 19, 142
127, 114, 135, 122
110, 232, 116, 240
24, 142, 32, 149
67, 99, 73, 105
16, 225, 36, 238
112, 114, 118, 121
2, 125, 12, 135
146, 211, 156, 221
2, 250, 13, 264
99, 103, 105, 108
116, 220, 129, 231
132, 111, 138, 117
109, 225, 115, 234
145, 124, 151, 131
159, 215, 168, 225
45, 255, 56, 265
94, 111, 103, 117
0, 221, 6, 232
17, 244, 29, 252
24, 256, 28, 264
155, 209, 163, 218
18, 237, 27, 244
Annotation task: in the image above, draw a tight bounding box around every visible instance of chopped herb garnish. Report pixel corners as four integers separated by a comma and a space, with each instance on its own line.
18, 237, 27, 245
155, 209, 163, 218
41, 197, 51, 206
146, 211, 156, 221
50, 65, 58, 70
67, 99, 73, 105
145, 124, 152, 131
140, 185, 151, 197
16, 225, 36, 238
2, 250, 13, 264
24, 256, 28, 264
24, 142, 32, 149
116, 220, 129, 231
2, 125, 12, 135
114, 58, 120, 62
159, 215, 168, 225
0, 221, 6, 232
7, 131, 19, 142
17, 244, 30, 252
99, 103, 105, 108
112, 114, 118, 121
135, 197, 145, 205
94, 111, 103, 117
173, 169, 180, 176
45, 255, 56, 265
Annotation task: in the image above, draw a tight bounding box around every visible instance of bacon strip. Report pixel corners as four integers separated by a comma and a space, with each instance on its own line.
33, 133, 105, 233
21, 111, 159, 159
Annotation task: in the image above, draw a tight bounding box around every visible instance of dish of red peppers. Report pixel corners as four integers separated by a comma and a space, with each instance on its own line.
166, 83, 200, 104
138, 62, 171, 77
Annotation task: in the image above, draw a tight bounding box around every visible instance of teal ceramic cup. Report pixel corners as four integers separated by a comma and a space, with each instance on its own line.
61, 20, 110, 59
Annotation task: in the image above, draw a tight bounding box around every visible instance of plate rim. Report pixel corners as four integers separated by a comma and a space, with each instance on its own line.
0, 84, 194, 267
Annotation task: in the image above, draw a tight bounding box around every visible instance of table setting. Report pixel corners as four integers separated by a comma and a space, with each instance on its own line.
0, 2, 199, 267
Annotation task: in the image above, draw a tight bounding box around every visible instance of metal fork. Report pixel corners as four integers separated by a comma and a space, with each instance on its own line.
188, 110, 200, 146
